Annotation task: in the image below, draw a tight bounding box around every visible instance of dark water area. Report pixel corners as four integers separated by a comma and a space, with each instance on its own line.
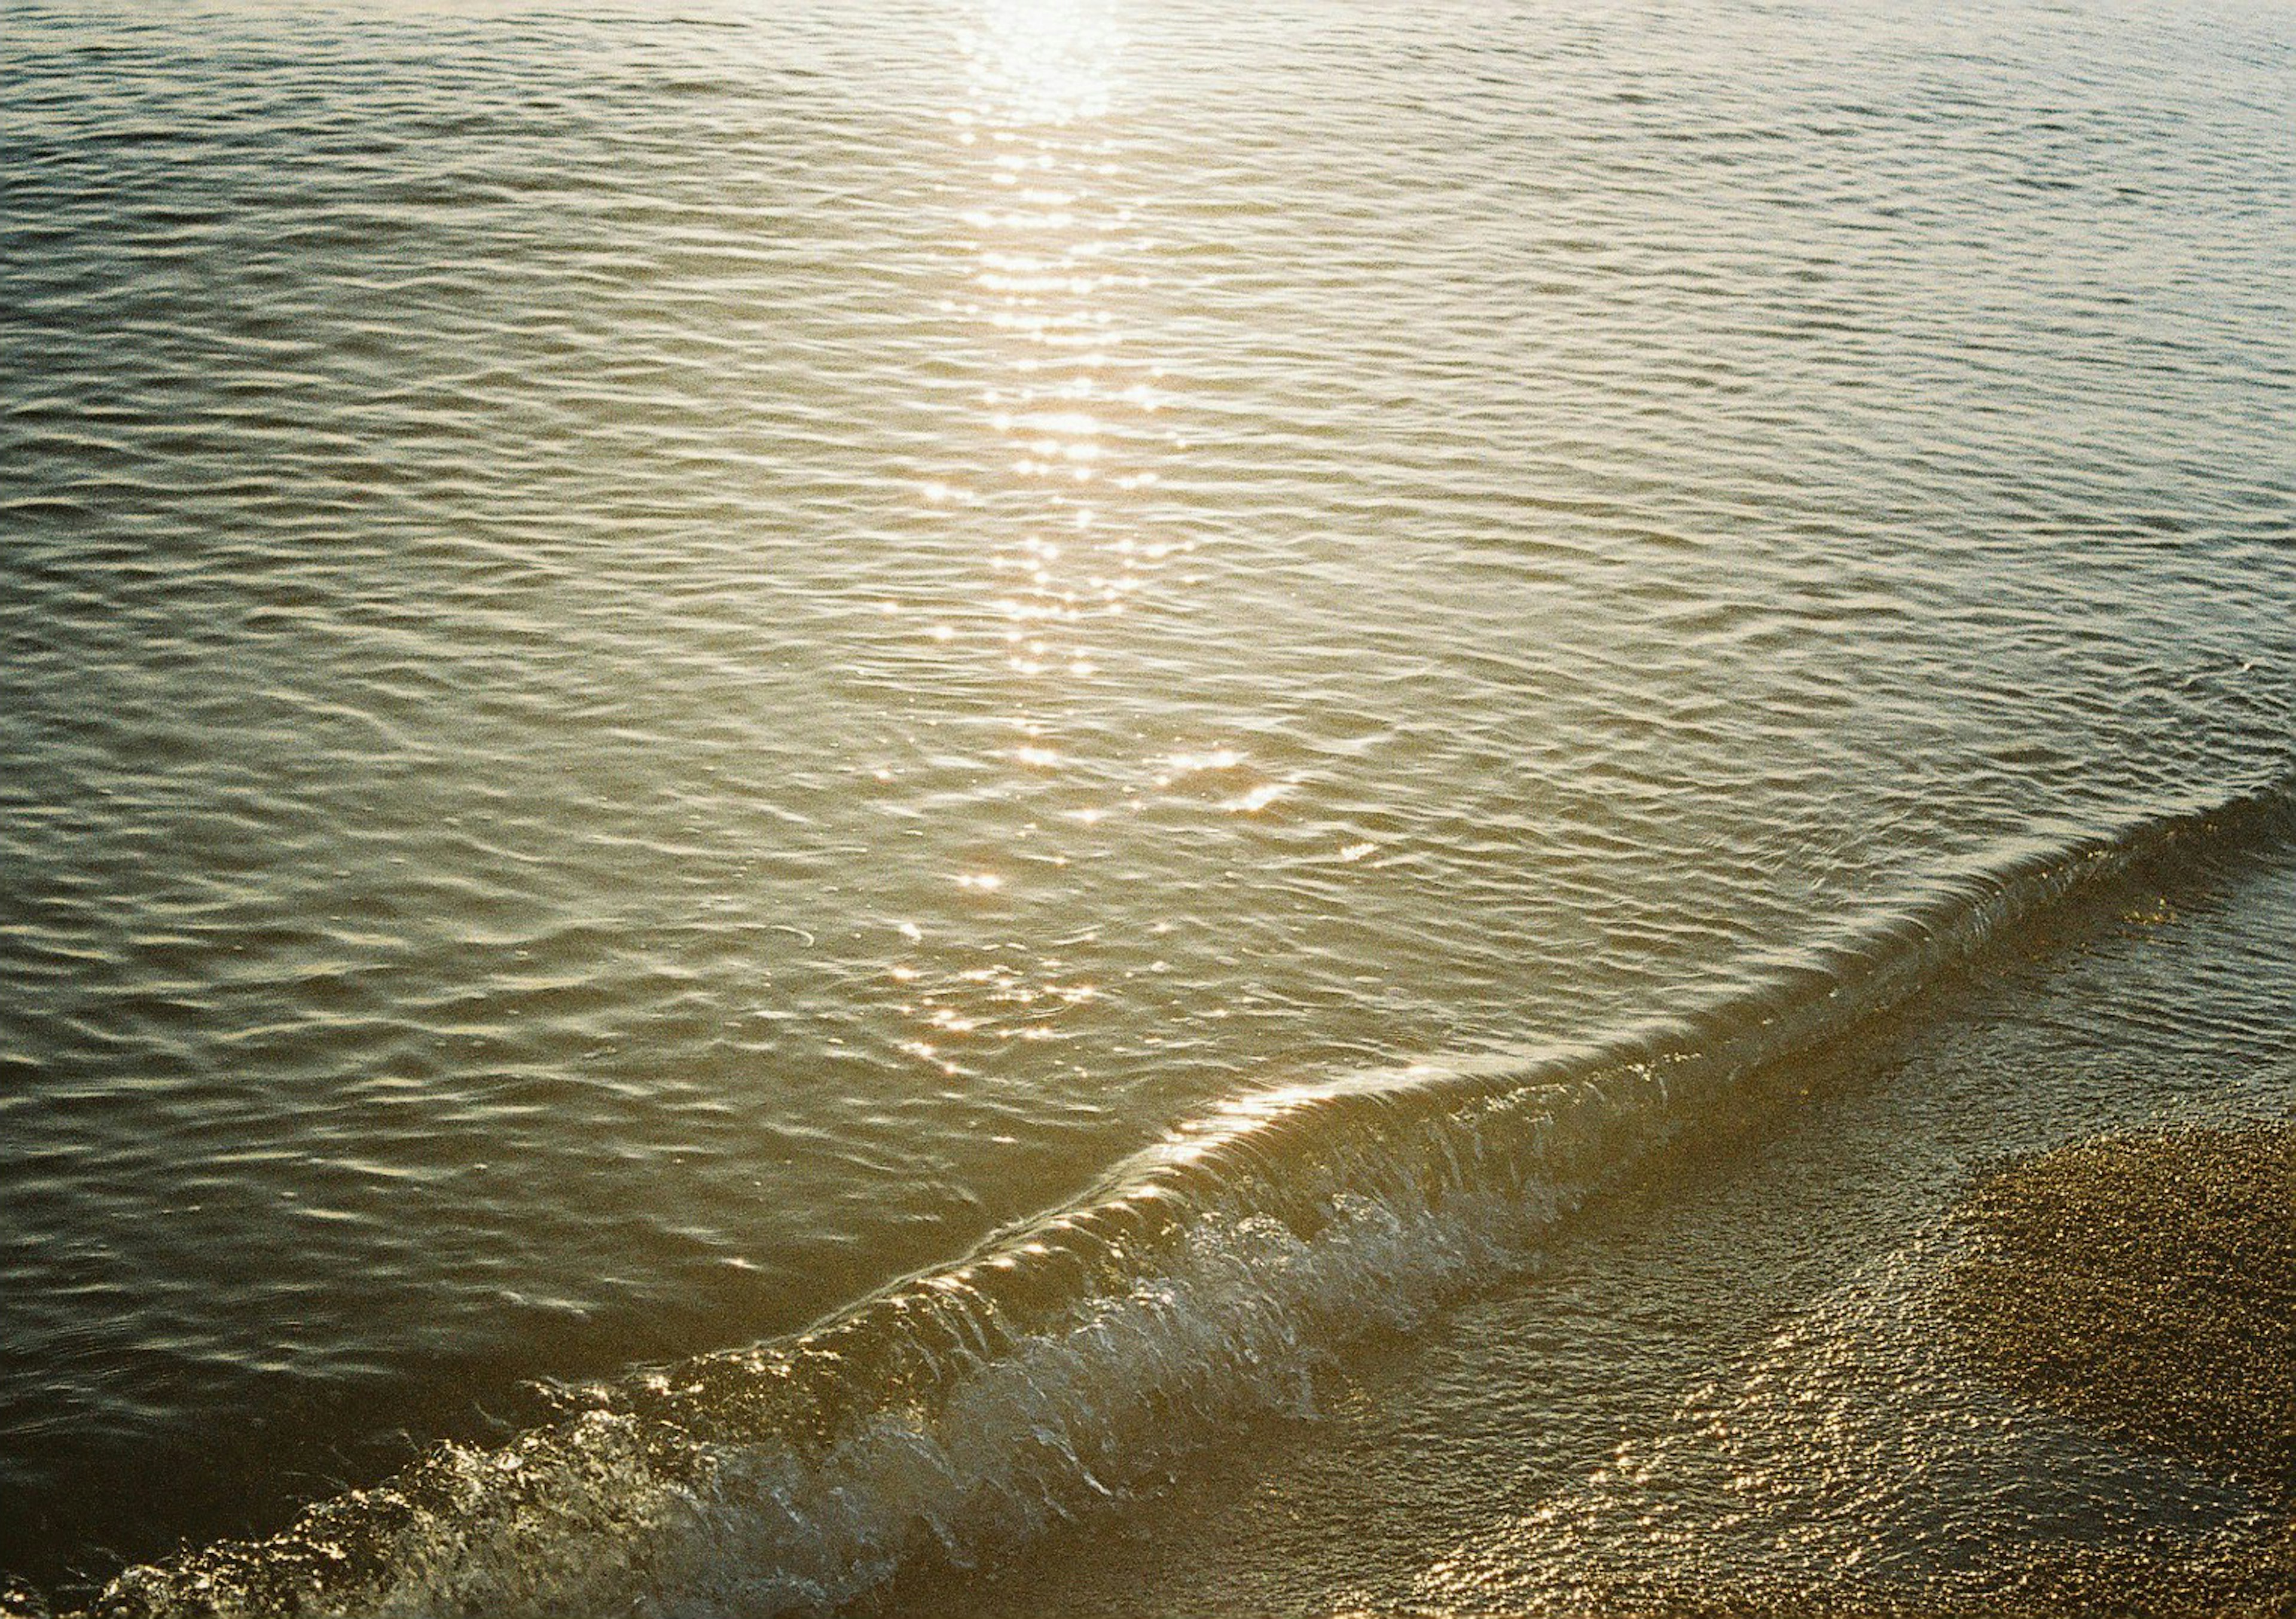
2, 0, 2291, 1611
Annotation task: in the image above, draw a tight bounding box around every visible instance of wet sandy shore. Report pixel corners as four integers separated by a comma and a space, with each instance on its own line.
1938, 1124, 2295, 1614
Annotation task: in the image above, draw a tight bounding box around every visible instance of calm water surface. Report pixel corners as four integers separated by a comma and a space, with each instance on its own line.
1, 0, 2291, 1609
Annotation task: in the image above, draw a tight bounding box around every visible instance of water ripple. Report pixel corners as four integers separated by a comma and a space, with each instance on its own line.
1, 0, 2291, 1594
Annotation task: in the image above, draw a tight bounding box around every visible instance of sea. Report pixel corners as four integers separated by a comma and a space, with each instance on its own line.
1, 0, 2291, 1612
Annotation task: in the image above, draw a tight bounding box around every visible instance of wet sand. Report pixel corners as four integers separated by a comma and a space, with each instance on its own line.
1938, 1123, 2295, 1614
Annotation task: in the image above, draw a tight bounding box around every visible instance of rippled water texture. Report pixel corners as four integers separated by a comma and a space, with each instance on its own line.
1, 0, 2291, 1601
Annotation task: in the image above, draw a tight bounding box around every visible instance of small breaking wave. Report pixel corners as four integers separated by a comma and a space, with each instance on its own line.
83, 775, 2296, 1619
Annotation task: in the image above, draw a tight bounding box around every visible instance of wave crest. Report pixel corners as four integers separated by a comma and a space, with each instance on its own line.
90, 774, 2296, 1619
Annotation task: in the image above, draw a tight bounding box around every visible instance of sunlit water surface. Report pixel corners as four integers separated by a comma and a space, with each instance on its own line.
1, 0, 2290, 1607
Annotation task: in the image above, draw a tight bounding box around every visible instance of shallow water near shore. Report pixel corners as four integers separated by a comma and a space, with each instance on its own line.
873, 811, 2296, 1619
2, 0, 2292, 1611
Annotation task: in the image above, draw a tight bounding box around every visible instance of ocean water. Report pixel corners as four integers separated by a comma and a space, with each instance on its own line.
0, 0, 2290, 1611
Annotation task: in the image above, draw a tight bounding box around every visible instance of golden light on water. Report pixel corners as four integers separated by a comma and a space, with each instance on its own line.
963, 0, 1118, 128
880, 0, 1162, 1072
951, 0, 1154, 741
10, 0, 2294, 1603
889, 0, 1286, 1073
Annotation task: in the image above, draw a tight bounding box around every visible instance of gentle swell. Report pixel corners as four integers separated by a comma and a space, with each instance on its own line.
89, 776, 2296, 1619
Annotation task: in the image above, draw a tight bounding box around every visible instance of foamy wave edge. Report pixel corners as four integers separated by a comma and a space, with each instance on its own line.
86, 775, 2296, 1619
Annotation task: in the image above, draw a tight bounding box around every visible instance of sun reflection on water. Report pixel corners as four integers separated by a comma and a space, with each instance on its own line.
877, 0, 1152, 1079
880, 0, 1293, 1084
952, 0, 1144, 699
963, 0, 1118, 129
